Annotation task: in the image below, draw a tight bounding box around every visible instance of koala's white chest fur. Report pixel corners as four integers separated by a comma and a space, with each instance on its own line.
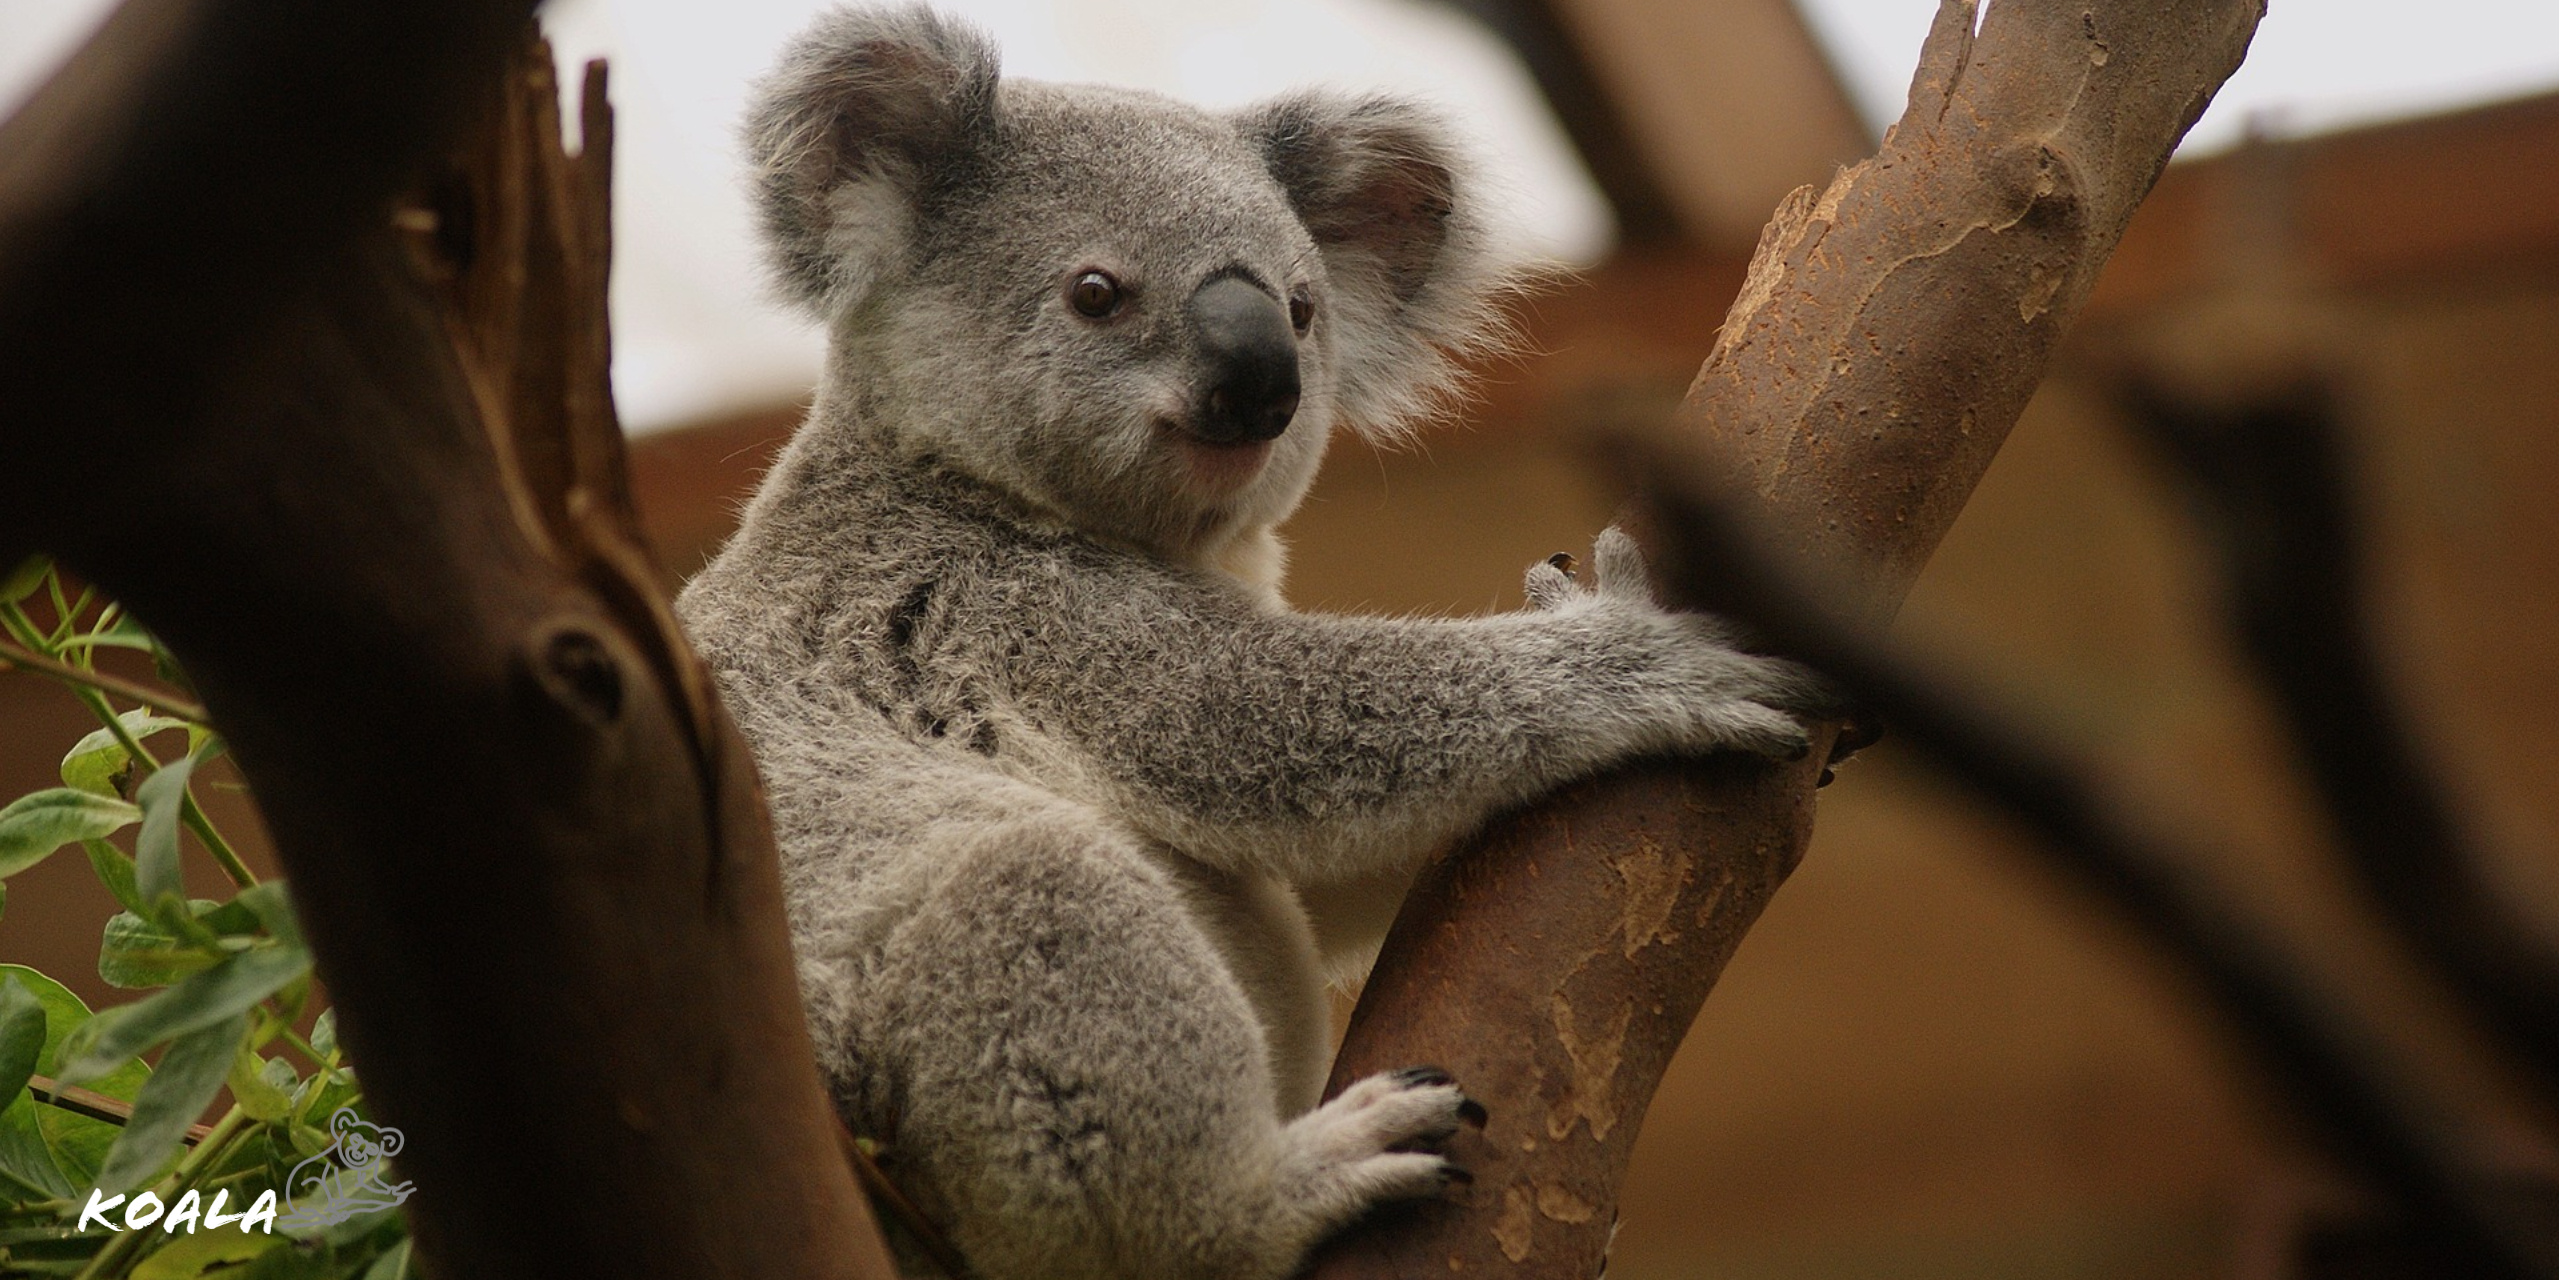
1141, 853, 1334, 1114
1211, 525, 1292, 610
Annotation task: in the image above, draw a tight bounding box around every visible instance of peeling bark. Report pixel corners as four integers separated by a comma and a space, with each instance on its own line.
1312, 1, 2261, 1274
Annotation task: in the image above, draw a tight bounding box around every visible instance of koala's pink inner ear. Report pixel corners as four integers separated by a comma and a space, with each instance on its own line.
1314, 147, 1457, 302
1245, 96, 1464, 306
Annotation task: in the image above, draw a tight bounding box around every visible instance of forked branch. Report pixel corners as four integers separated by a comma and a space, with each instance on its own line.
1315, 1, 2262, 1274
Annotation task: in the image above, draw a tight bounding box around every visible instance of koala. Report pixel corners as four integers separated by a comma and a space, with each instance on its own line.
674, 8, 1826, 1279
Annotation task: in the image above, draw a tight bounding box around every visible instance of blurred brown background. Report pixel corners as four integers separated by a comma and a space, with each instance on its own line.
1, 6, 2549, 1276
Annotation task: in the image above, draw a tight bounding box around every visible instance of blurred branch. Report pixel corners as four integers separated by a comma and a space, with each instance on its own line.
2112, 374, 2557, 1090
1628, 453, 2552, 1279
0, 639, 209, 723
1441, 0, 1685, 244
1314, 0, 2265, 1275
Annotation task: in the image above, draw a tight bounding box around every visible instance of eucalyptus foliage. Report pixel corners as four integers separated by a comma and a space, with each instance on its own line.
0, 560, 411, 1279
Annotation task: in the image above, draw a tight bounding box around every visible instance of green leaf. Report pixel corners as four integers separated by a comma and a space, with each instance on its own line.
308, 1009, 337, 1063
37, 1056, 149, 1194
0, 790, 141, 880
195, 899, 262, 939
236, 1238, 337, 1280
54, 632, 156, 655
132, 753, 199, 916
358, 1237, 413, 1280
228, 1049, 292, 1122
130, 1227, 285, 1280
261, 1053, 300, 1095
0, 969, 104, 1079
235, 881, 302, 951
60, 713, 188, 797
0, 1097, 75, 1202
0, 968, 148, 1199
287, 1068, 356, 1139
90, 1013, 242, 1196
81, 840, 143, 916
0, 558, 47, 606
98, 908, 225, 989
55, 943, 309, 1087
100, 609, 156, 646
0, 977, 43, 1111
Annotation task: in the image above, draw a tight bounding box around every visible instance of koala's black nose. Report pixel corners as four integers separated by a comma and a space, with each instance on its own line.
1189, 274, 1301, 444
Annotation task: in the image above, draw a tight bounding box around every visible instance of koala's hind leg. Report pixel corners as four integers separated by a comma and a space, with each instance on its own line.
864, 813, 1466, 1280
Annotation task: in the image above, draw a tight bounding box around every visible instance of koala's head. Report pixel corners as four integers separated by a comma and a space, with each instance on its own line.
327, 1108, 401, 1169
745, 6, 1513, 572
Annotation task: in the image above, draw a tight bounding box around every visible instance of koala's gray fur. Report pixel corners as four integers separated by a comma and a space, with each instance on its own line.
676, 8, 1826, 1278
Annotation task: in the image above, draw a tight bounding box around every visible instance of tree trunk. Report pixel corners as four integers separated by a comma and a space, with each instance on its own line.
0, 11, 894, 1278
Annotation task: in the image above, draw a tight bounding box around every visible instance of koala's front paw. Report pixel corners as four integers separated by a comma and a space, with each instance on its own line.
1528, 527, 1834, 763
1281, 1066, 1482, 1216
1522, 525, 1658, 613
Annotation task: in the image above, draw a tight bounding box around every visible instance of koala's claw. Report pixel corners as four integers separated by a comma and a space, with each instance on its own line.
1282, 1067, 1483, 1222
1308, 1067, 1475, 1156
1525, 527, 1661, 612
1523, 558, 1579, 612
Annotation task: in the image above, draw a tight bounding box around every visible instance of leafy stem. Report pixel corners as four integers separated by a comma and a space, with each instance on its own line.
157, 1103, 251, 1198
71, 679, 254, 890
179, 801, 256, 891
276, 1026, 333, 1073
3, 598, 249, 889
0, 626, 210, 725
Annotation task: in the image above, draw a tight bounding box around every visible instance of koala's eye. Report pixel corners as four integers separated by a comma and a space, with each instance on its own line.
1067, 271, 1123, 319
1288, 285, 1314, 335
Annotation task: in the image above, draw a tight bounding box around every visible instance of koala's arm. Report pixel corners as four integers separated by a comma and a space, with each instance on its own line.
981, 530, 1823, 884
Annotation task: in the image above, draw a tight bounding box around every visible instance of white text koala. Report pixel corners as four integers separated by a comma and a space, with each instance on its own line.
675, 8, 1826, 1278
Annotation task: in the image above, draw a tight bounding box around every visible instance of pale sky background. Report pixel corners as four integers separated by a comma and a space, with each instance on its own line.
3, 0, 2551, 431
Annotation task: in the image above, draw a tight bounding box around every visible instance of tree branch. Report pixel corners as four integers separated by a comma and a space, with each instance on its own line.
1632, 461, 2551, 1279
1314, 1, 2262, 1274
0, 639, 209, 724
2111, 373, 2557, 1090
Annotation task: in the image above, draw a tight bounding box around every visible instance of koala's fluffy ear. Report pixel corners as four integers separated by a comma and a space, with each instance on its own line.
742, 6, 1000, 319
1236, 94, 1513, 440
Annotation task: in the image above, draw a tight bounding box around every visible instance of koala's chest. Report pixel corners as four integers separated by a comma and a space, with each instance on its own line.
820, 633, 1005, 758
806, 566, 1042, 761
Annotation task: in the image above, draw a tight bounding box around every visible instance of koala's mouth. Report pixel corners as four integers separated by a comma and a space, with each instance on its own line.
1160, 420, 1274, 493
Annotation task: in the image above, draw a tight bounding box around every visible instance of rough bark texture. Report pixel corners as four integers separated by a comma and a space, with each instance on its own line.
0, 11, 893, 1280
1690, 0, 2260, 612
1313, 1, 2261, 1275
